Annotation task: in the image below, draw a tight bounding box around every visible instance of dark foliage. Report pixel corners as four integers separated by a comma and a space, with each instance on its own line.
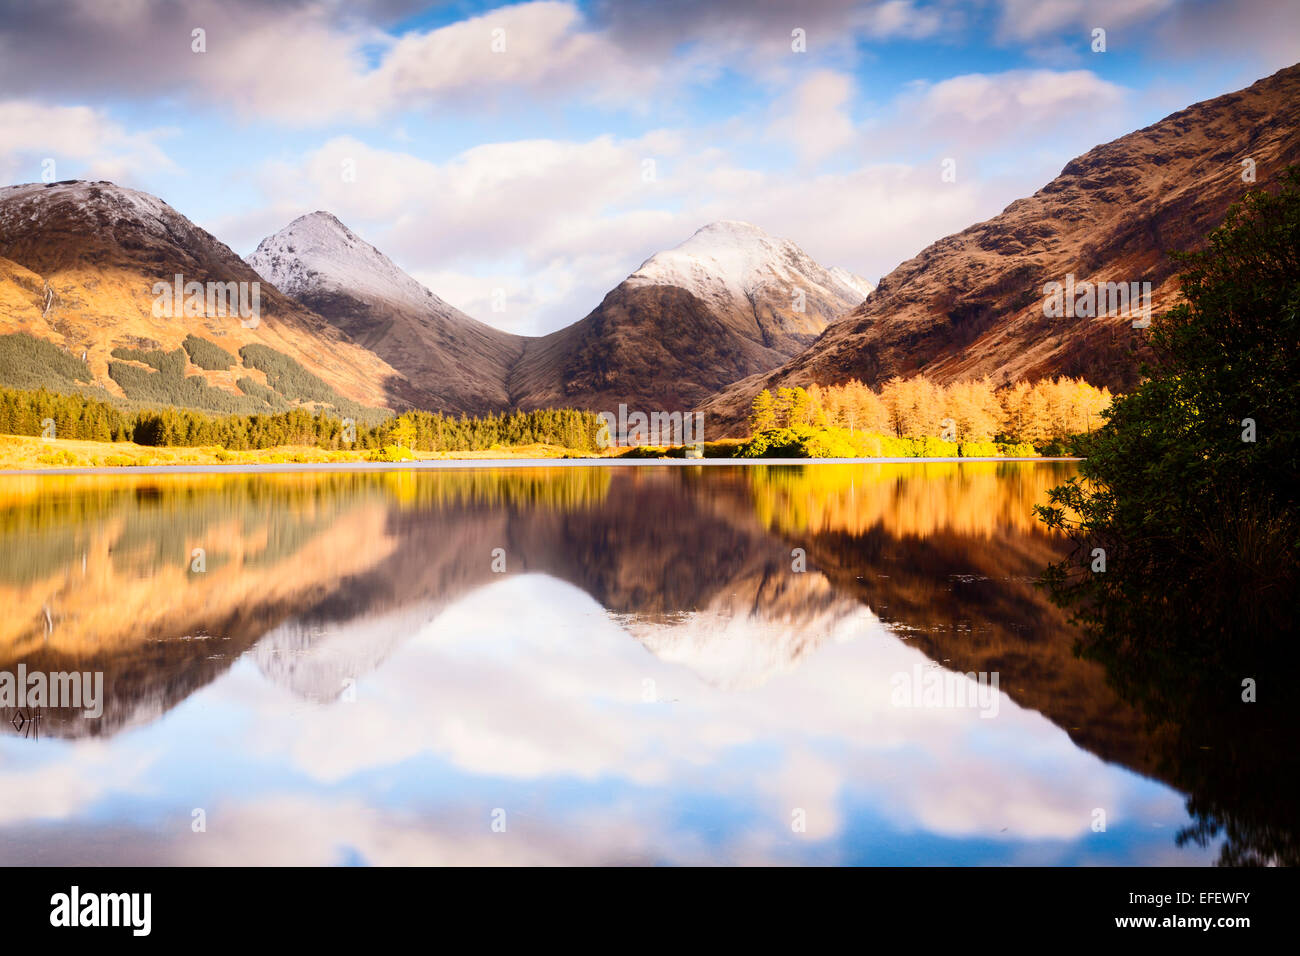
1036, 167, 1299, 644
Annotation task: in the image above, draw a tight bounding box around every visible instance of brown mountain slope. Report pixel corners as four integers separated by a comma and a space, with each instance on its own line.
0, 181, 426, 411
0, 255, 45, 324
247, 212, 527, 416
508, 282, 800, 412
700, 63, 1300, 435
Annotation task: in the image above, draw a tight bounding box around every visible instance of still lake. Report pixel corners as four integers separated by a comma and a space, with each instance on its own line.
0, 462, 1235, 864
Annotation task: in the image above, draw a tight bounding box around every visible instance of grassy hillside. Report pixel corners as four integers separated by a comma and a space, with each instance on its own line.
0, 331, 391, 422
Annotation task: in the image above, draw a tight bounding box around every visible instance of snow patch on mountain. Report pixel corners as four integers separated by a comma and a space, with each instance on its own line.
252, 601, 443, 703
625, 590, 879, 691
828, 265, 875, 301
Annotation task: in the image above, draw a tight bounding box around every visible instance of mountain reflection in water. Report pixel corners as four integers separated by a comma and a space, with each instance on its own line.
0, 463, 1290, 865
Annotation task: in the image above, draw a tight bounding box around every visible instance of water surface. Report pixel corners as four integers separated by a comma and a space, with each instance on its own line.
0, 462, 1269, 864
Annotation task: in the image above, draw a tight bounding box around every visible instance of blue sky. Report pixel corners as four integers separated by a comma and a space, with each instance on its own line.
0, 0, 1296, 334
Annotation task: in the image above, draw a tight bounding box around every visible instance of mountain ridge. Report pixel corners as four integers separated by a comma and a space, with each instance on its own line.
698, 62, 1300, 434
4, 65, 1294, 427
247, 211, 526, 415
0, 180, 426, 413
247, 213, 871, 414
505, 219, 871, 412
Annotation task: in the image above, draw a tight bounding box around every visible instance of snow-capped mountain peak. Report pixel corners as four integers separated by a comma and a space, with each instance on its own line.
625, 219, 872, 312
0, 180, 184, 240
246, 210, 525, 415
247, 211, 445, 312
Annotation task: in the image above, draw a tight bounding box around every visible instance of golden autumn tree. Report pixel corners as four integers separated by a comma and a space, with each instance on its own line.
945, 377, 1001, 441
749, 389, 777, 432
774, 387, 795, 427
880, 376, 945, 438
805, 384, 830, 426
788, 386, 814, 426
844, 379, 889, 433
755, 374, 1112, 443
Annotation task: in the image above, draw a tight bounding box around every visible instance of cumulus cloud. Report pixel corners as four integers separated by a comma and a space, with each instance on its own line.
0, 100, 173, 185
0, 0, 659, 125
993, 0, 1178, 43
372, 1, 662, 111
0, 0, 961, 125
894, 69, 1127, 147
767, 69, 859, 164
212, 66, 1127, 333
0, 0, 1287, 128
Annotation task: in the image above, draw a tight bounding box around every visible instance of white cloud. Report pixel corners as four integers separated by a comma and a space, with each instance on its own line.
374, 1, 661, 111
0, 1, 966, 127
856, 0, 946, 39
197, 1, 667, 124
188, 9, 387, 124
767, 69, 858, 164
897, 69, 1127, 146
216, 67, 1126, 333
0, 100, 173, 185
993, 0, 1178, 43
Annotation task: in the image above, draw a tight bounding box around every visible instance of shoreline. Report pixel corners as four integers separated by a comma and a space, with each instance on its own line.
0, 456, 1083, 477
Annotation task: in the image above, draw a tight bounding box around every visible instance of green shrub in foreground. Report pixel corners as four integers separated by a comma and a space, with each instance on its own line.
737, 426, 1039, 459
367, 444, 416, 462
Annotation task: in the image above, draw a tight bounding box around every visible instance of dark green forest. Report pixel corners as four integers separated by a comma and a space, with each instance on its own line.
182, 333, 236, 370
0, 383, 603, 452
0, 331, 96, 390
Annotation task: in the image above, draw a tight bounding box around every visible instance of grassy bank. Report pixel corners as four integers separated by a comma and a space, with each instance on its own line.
615, 426, 1039, 460
0, 427, 1051, 470
0, 434, 593, 470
